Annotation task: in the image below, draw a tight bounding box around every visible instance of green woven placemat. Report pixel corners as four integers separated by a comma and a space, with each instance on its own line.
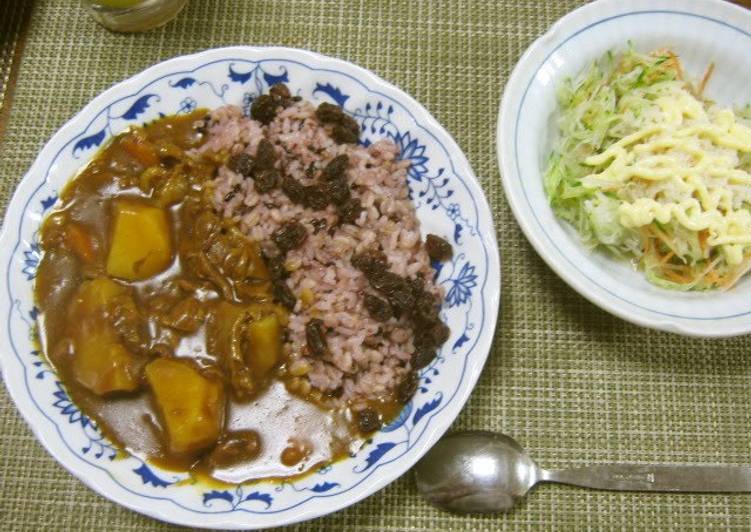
0, 1, 31, 141
2, 1, 751, 530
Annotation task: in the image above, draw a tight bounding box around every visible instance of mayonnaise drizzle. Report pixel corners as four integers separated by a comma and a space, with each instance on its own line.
579, 82, 751, 265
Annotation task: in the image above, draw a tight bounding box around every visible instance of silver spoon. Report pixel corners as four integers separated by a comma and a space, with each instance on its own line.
415, 431, 751, 513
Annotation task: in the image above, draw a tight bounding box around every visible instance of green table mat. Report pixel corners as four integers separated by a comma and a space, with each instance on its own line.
2, 1, 751, 530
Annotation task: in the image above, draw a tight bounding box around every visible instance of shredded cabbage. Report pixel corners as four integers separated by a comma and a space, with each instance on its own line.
545, 47, 751, 290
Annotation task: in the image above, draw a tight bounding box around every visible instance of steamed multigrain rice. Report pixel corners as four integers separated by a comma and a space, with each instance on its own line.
202, 101, 442, 406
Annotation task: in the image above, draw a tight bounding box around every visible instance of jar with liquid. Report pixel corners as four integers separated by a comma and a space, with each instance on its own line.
85, 0, 188, 33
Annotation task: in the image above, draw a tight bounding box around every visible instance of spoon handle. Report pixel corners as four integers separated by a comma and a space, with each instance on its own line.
541, 464, 751, 492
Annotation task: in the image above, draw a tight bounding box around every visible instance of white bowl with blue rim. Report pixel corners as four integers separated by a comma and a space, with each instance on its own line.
498, 0, 751, 337
0, 47, 500, 528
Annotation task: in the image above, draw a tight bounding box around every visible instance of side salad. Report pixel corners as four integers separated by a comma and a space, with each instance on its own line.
545, 48, 751, 290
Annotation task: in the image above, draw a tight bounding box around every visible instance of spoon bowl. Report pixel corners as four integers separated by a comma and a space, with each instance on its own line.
414, 431, 540, 513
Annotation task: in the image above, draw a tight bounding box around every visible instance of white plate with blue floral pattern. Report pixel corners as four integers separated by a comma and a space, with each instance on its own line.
498, 0, 751, 337
0, 47, 499, 528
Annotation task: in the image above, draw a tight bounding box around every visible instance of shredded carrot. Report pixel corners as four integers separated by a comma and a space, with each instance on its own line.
651, 225, 681, 258
663, 269, 691, 284
120, 136, 159, 167
697, 62, 715, 98
659, 251, 675, 265
65, 223, 96, 263
698, 230, 709, 254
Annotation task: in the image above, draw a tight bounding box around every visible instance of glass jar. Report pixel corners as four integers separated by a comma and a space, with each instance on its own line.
85, 0, 188, 33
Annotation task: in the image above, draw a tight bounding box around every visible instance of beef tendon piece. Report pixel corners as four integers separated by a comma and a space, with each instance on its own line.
206, 430, 262, 469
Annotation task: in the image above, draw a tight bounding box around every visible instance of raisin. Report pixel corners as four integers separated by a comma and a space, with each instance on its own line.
411, 289, 440, 326
273, 221, 308, 252
315, 102, 345, 123
251, 94, 278, 124
254, 138, 277, 170
253, 168, 279, 193
351, 249, 387, 274
412, 347, 437, 370
269, 83, 291, 100
315, 103, 360, 144
397, 371, 419, 404
305, 318, 328, 357
425, 234, 453, 262
304, 162, 318, 179
432, 320, 450, 345
363, 269, 416, 316
281, 175, 307, 204
331, 122, 359, 144
325, 175, 351, 205
310, 218, 328, 234
321, 154, 349, 181
382, 279, 415, 315
363, 293, 393, 322
228, 152, 254, 177
303, 185, 329, 210
412, 319, 449, 359
357, 408, 382, 433
273, 280, 296, 309
338, 197, 362, 224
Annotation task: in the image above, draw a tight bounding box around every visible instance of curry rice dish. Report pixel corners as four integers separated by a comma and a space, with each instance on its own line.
34, 84, 452, 483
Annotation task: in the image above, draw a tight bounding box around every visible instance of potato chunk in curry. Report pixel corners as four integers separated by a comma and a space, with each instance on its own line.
106, 199, 172, 280
247, 313, 282, 376
73, 329, 141, 395
68, 278, 141, 395
145, 358, 224, 455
